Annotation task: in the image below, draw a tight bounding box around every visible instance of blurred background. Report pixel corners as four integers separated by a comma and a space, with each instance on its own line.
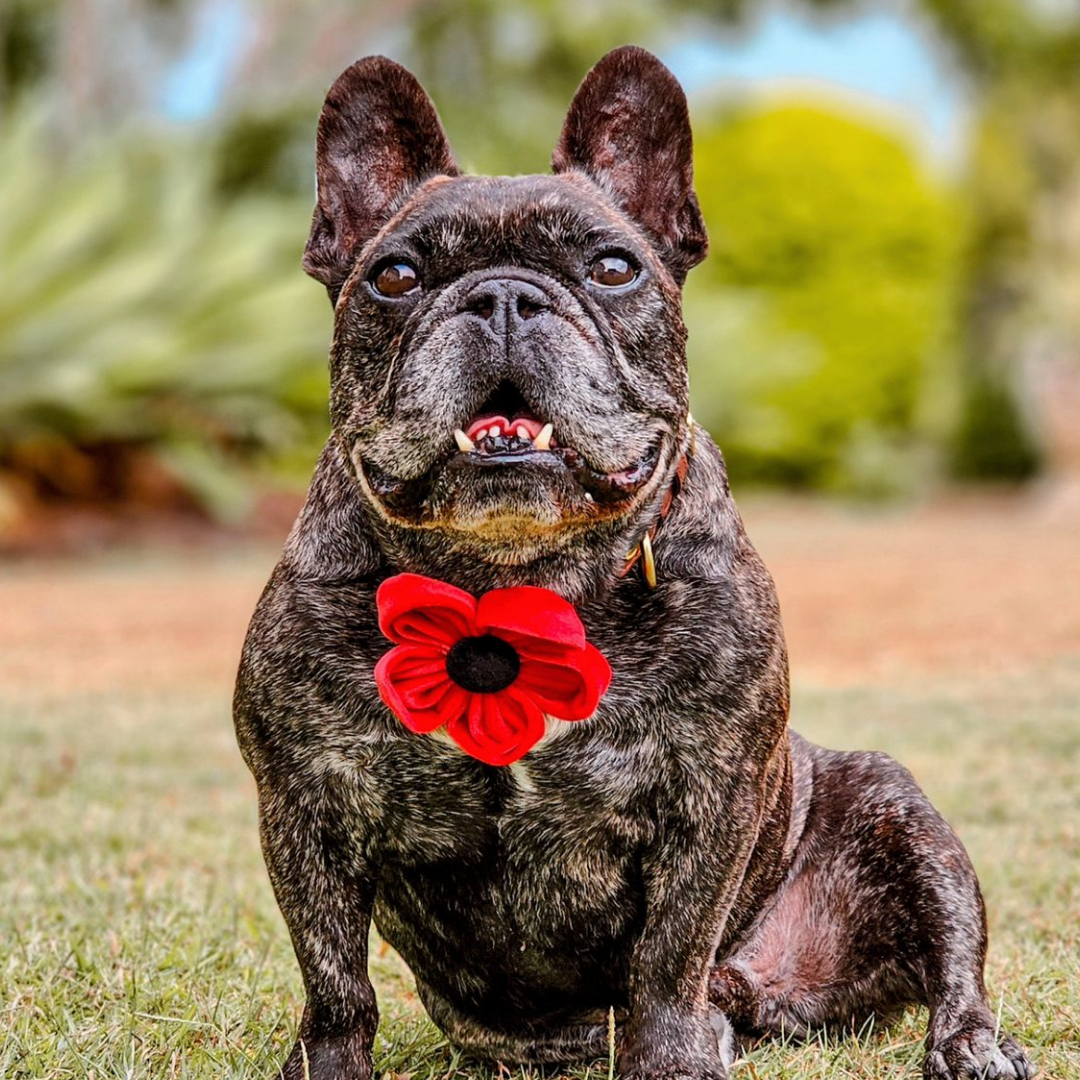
4, 6, 1080, 1074
2, 0, 1079, 548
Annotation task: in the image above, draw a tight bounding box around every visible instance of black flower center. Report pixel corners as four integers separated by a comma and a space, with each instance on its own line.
445, 634, 521, 694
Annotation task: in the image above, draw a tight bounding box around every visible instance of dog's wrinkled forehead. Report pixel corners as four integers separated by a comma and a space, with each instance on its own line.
370, 174, 648, 274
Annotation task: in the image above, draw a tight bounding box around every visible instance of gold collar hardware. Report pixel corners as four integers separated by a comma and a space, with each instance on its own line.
639, 531, 657, 589
620, 414, 695, 590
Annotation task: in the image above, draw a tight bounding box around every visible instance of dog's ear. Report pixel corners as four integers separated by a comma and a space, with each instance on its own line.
303, 56, 458, 302
552, 46, 707, 283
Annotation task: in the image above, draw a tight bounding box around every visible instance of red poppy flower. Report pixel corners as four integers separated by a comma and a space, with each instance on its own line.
374, 573, 612, 766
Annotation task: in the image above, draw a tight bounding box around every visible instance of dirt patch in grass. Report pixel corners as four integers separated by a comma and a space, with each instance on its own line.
1, 492, 1076, 698
0, 548, 272, 698
746, 492, 1080, 685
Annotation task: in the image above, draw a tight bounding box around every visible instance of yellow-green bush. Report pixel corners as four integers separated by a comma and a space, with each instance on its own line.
686, 104, 962, 493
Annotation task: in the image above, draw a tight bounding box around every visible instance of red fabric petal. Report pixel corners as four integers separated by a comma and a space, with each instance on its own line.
476, 586, 586, 652
515, 643, 612, 720
375, 644, 464, 734
491, 634, 584, 665
445, 688, 546, 767
377, 573, 477, 648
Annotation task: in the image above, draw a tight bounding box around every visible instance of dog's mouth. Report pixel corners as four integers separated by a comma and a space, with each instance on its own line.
453, 381, 559, 459
456, 413, 555, 455
360, 381, 664, 524
449, 381, 659, 499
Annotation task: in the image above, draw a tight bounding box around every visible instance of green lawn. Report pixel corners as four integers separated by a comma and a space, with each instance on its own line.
3, 663, 1078, 1078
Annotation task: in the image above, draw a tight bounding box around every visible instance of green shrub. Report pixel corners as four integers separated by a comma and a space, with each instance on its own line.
951, 371, 1041, 481
686, 103, 962, 494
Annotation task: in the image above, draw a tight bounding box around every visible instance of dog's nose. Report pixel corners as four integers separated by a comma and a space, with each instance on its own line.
461, 279, 550, 328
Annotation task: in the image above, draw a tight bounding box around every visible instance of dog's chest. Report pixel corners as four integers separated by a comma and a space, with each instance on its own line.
367, 734, 654, 925
370, 737, 650, 864
369, 746, 652, 1009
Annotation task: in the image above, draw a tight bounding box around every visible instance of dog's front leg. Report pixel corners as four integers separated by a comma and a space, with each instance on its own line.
619, 785, 761, 1080
260, 785, 379, 1080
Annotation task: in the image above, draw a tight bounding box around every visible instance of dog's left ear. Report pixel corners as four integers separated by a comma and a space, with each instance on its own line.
303, 56, 458, 302
553, 46, 707, 283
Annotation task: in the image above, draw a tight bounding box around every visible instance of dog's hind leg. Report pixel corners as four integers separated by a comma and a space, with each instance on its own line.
708, 736, 1033, 1080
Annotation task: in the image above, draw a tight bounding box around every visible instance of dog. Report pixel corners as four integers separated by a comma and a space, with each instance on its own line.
234, 46, 1033, 1080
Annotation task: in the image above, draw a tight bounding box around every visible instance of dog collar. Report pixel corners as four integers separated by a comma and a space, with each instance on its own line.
374, 573, 612, 766
620, 420, 695, 589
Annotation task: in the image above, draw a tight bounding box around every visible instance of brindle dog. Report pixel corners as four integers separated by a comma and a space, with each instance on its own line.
234, 47, 1033, 1080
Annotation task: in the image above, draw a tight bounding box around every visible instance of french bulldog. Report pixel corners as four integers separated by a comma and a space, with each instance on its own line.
234, 46, 1033, 1080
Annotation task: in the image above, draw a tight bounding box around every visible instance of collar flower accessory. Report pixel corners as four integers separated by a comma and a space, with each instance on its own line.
374, 573, 612, 766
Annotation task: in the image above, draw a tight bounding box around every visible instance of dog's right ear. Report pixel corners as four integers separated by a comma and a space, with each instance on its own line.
303, 56, 458, 303
553, 46, 706, 284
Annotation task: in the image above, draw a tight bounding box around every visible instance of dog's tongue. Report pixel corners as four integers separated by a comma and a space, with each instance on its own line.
465, 415, 545, 442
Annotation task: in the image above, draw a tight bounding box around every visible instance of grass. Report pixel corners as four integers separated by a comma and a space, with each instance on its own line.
2, 658, 1078, 1077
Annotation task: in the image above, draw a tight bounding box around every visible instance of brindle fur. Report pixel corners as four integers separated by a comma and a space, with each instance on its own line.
234, 47, 1033, 1080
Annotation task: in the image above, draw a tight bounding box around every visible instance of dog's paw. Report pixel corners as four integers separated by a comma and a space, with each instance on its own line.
619, 1008, 731, 1080
621, 1070, 728, 1080
619, 1044, 730, 1080
924, 1028, 1035, 1080
280, 1032, 373, 1080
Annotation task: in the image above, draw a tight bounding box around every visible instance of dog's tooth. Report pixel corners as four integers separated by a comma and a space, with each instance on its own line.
453, 428, 475, 453
476, 427, 489, 441
534, 422, 554, 451
516, 424, 530, 440
489, 424, 501, 437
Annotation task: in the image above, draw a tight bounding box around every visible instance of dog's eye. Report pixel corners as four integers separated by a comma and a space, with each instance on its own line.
588, 254, 637, 288
372, 261, 420, 297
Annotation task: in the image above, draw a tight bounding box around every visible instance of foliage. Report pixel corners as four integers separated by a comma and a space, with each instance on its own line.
951, 371, 1040, 482
3, 0, 1078, 517
0, 91, 964, 515
685, 104, 961, 493
0, 111, 330, 517
0, 0, 63, 103
944, 68, 1079, 481
853, 0, 1080, 480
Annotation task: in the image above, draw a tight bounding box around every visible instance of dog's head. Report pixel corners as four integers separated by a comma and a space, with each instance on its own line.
304, 46, 707, 563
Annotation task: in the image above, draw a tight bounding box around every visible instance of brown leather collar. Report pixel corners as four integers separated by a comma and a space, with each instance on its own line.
619, 434, 693, 589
